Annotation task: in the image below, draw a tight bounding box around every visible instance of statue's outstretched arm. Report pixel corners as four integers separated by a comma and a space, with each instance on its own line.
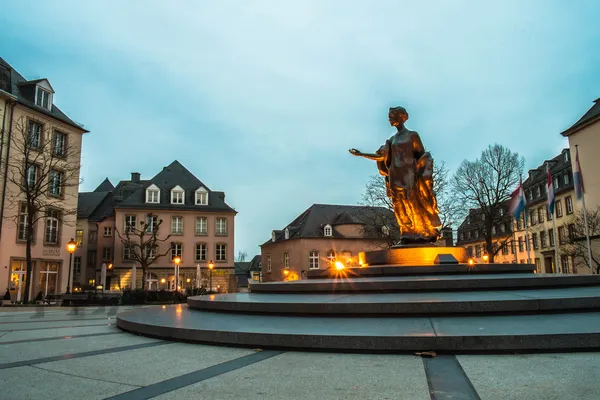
349, 148, 385, 161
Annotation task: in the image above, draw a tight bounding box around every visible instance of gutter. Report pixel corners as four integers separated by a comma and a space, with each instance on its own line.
0, 99, 15, 241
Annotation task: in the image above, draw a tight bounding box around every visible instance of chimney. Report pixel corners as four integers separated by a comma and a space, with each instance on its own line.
131, 172, 140, 183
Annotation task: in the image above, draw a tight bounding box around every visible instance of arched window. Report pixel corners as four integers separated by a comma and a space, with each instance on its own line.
284, 228, 289, 240
326, 250, 335, 265
324, 224, 332, 237
309, 250, 320, 270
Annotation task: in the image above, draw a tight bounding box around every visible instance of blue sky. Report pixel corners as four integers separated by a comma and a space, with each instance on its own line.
1, 1, 599, 257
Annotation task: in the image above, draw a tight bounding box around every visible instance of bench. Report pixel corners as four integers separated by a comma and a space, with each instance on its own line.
42, 294, 63, 305
62, 293, 88, 306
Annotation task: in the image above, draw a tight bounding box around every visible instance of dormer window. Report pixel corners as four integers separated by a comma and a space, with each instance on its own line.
195, 187, 208, 205
35, 86, 52, 110
284, 228, 289, 240
564, 151, 569, 162
324, 224, 332, 237
146, 184, 160, 204
271, 231, 277, 242
171, 185, 184, 204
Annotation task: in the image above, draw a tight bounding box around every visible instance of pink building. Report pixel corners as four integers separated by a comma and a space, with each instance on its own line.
75, 161, 236, 291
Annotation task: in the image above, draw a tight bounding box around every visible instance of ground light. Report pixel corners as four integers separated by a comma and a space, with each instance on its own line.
335, 261, 345, 270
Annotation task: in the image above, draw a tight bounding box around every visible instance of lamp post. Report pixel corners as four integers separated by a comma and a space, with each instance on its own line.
66, 238, 77, 294
173, 256, 181, 291
208, 260, 214, 292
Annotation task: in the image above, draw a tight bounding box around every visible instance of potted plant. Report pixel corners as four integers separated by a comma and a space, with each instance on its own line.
2, 288, 11, 306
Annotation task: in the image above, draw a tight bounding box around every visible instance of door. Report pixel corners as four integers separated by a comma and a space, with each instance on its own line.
10, 260, 28, 303
544, 257, 553, 273
39, 262, 59, 298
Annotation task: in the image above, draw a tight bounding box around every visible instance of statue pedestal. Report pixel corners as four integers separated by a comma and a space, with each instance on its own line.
359, 245, 469, 266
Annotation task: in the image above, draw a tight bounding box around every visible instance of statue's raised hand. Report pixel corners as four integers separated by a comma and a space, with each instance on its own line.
349, 148, 361, 156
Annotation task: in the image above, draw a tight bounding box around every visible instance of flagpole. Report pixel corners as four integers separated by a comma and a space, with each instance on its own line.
547, 163, 560, 273
522, 174, 532, 265
576, 145, 594, 273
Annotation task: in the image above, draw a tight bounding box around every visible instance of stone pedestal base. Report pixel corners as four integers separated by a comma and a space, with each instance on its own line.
359, 245, 469, 266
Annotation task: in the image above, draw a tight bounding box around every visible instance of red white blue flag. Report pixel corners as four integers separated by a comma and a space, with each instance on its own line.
509, 179, 526, 219
547, 169, 555, 216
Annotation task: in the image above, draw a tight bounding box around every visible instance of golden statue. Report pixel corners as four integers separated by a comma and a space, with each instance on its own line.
350, 106, 441, 243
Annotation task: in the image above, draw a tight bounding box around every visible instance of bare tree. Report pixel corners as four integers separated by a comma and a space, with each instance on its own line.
236, 251, 248, 262
115, 214, 171, 290
452, 144, 524, 262
3, 115, 82, 302
359, 159, 457, 248
561, 208, 600, 274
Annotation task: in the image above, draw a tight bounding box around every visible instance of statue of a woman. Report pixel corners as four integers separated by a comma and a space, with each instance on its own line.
350, 106, 441, 243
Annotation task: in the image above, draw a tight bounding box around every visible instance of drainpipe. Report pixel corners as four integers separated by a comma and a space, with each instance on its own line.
0, 100, 16, 241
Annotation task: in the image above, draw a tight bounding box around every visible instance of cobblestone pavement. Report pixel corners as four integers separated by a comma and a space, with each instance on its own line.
1, 306, 600, 399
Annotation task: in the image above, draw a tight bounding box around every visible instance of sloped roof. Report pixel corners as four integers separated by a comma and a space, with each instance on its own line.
0, 57, 87, 132
263, 204, 396, 245
522, 148, 573, 205
94, 178, 115, 193
77, 192, 111, 219
114, 160, 235, 213
561, 98, 600, 137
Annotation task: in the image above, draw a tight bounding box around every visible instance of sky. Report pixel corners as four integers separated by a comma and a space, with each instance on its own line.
1, 0, 599, 257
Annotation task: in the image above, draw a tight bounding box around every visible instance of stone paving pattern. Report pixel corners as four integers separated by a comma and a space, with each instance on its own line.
1, 306, 600, 399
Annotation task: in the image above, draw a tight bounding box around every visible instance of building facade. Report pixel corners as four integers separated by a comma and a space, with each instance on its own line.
260, 204, 397, 282
76, 161, 237, 292
0, 57, 87, 302
561, 97, 600, 274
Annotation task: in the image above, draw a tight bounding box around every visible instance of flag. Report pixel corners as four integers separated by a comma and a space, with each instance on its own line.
509, 180, 526, 219
574, 147, 585, 200
547, 169, 555, 216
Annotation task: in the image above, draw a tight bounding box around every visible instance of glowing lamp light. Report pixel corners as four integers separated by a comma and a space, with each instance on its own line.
67, 239, 77, 254
160, 278, 166, 283
208, 260, 214, 270
334, 261, 345, 270
186, 278, 191, 283
468, 258, 475, 266
482, 254, 489, 263
108, 263, 113, 270
283, 269, 289, 276
174, 256, 181, 265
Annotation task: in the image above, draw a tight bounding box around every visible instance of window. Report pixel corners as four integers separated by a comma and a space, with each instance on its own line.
73, 257, 81, 275
538, 208, 545, 223
564, 173, 570, 186
195, 243, 207, 262
195, 217, 207, 235
540, 231, 547, 248
284, 228, 289, 240
267, 255, 272, 273
87, 251, 96, 266
502, 244, 509, 255
499, 208, 504, 216
324, 224, 332, 237
171, 243, 183, 260
549, 229, 555, 246
510, 241, 516, 254
145, 185, 160, 203
535, 186, 541, 198
49, 170, 63, 196
171, 216, 183, 234
309, 251, 319, 270
556, 200, 563, 217
553, 177, 559, 190
492, 226, 496, 235
530, 210, 537, 225
89, 230, 97, 242
26, 164, 38, 187
44, 209, 60, 244
145, 246, 156, 259
216, 218, 227, 235
125, 215, 137, 232
17, 203, 29, 241
475, 246, 482, 257
517, 216, 522, 230
216, 244, 227, 261
102, 247, 112, 261
566, 197, 573, 214
28, 121, 42, 149
145, 215, 158, 233
283, 252, 289, 269
171, 186, 184, 204
558, 226, 566, 245
564, 151, 569, 162
568, 224, 576, 241
195, 188, 208, 205
532, 233, 538, 250
500, 224, 506, 233
75, 229, 83, 246
326, 250, 335, 264
52, 131, 66, 157
35, 86, 51, 109
123, 244, 134, 260
561, 256, 569, 273
103, 227, 112, 237
518, 237, 524, 252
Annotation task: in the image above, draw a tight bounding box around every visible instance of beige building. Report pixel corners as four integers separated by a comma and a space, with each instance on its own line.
261, 204, 397, 282
0, 57, 87, 302
561, 97, 600, 274
76, 161, 237, 292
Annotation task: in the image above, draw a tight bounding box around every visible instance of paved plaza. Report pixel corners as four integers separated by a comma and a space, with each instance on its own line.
1, 305, 600, 400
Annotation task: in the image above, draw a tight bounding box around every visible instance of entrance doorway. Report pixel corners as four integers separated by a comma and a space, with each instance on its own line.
147, 273, 158, 290
544, 257, 554, 273
39, 262, 59, 298
10, 260, 29, 303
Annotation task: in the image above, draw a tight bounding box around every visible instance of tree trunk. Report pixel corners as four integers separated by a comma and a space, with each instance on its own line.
24, 233, 33, 303
141, 265, 147, 291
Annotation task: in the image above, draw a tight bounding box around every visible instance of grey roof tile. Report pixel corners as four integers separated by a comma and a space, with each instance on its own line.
561, 98, 600, 136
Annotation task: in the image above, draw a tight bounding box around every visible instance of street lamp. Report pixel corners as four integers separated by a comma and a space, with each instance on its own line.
208, 260, 214, 292
66, 238, 77, 294
173, 256, 181, 292
482, 254, 489, 263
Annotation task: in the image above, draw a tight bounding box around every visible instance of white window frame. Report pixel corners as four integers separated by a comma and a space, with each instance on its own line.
267, 255, 272, 272
556, 200, 563, 217
195, 217, 207, 235
195, 243, 207, 262
283, 252, 289, 269
35, 86, 52, 110
284, 228, 289, 239
125, 215, 137, 232
195, 188, 208, 205
44, 210, 60, 244
216, 244, 227, 261
216, 218, 227, 235
324, 224, 332, 237
49, 170, 62, 196
566, 197, 573, 214
171, 242, 183, 260
171, 186, 185, 204
26, 164, 38, 188
145, 184, 160, 204
28, 121, 42, 149
326, 250, 335, 264
123, 244, 134, 260
171, 216, 184, 234
145, 245, 157, 259
52, 131, 66, 157
145, 215, 158, 233
309, 250, 319, 270
17, 203, 28, 241
104, 227, 113, 237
